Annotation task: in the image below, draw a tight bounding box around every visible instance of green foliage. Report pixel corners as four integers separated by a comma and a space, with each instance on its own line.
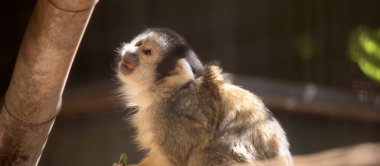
294, 33, 317, 62
118, 153, 128, 165
113, 153, 128, 166
349, 26, 380, 83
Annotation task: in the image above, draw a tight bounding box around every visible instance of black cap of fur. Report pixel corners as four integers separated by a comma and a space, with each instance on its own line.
145, 28, 204, 81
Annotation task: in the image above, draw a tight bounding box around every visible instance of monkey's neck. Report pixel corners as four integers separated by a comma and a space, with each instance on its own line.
124, 79, 192, 110
123, 65, 224, 110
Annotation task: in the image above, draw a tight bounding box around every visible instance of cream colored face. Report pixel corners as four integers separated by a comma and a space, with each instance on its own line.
119, 33, 166, 75
117, 29, 200, 90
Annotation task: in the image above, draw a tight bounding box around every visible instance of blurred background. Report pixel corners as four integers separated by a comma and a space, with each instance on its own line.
1, 0, 380, 165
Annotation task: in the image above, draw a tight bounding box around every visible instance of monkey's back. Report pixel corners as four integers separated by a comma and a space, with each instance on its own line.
150, 66, 291, 165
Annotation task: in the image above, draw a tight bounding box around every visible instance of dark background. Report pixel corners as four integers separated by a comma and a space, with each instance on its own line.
1, 0, 380, 165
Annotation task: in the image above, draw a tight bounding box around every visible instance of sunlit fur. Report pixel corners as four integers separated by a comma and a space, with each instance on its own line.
116, 28, 293, 166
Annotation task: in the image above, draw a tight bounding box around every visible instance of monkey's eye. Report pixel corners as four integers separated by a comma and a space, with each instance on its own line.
142, 49, 152, 56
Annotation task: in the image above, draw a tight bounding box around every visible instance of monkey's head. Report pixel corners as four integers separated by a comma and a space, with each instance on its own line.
117, 28, 204, 89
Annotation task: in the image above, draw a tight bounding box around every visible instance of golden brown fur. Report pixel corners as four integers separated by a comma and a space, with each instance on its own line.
116, 28, 292, 166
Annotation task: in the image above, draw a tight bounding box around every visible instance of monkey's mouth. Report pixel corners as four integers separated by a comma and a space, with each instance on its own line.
121, 58, 135, 71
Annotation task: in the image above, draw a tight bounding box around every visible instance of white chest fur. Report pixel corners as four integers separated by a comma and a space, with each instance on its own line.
132, 107, 155, 150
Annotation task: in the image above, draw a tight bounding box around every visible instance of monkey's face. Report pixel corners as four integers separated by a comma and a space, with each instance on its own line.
118, 32, 167, 83
117, 28, 204, 90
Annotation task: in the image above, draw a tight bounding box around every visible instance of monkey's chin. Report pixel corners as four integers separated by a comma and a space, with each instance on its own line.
119, 65, 134, 75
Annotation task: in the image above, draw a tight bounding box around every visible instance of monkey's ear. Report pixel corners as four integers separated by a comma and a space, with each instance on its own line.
185, 51, 204, 78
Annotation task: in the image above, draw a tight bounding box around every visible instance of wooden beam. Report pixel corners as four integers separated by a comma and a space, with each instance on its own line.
5, 75, 376, 123
250, 142, 380, 166
0, 0, 97, 165
234, 75, 380, 123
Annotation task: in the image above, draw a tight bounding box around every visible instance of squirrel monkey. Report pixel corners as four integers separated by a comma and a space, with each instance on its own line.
116, 28, 293, 166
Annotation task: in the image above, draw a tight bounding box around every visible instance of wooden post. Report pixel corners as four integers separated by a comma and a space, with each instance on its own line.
244, 142, 380, 166
0, 0, 97, 165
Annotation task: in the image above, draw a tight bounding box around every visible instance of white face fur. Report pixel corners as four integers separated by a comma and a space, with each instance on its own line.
117, 31, 196, 108
118, 32, 165, 85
